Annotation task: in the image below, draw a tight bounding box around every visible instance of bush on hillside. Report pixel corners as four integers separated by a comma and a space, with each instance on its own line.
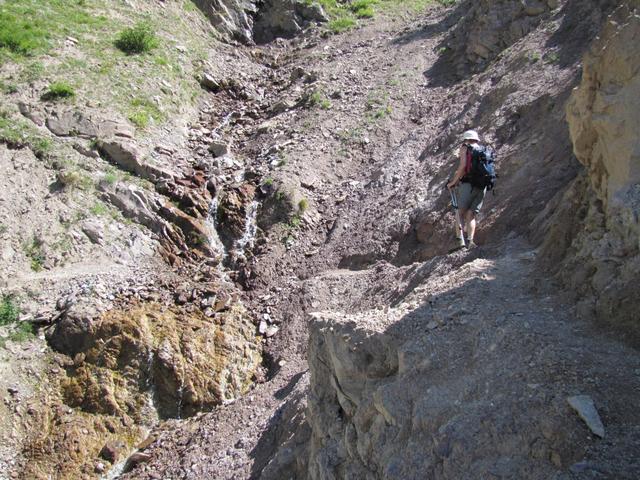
115, 22, 158, 54
42, 81, 75, 101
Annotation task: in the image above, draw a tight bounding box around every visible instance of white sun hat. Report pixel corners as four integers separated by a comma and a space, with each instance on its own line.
462, 130, 480, 141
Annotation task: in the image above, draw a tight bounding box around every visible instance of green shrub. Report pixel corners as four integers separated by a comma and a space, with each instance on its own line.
329, 17, 356, 33
42, 81, 75, 101
263, 177, 274, 187
0, 9, 49, 55
350, 0, 377, 18
298, 198, 309, 212
24, 236, 45, 271
0, 295, 20, 326
115, 22, 158, 55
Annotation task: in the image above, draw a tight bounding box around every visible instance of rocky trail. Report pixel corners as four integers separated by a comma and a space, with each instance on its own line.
1, 0, 639, 478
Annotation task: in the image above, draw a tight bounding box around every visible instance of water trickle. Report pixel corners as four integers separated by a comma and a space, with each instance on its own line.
206, 196, 227, 259
212, 112, 234, 139
231, 200, 259, 261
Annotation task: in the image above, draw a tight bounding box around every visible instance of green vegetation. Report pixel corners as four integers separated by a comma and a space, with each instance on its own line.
262, 177, 274, 187
366, 90, 392, 121
0, 223, 7, 235
42, 81, 75, 101
0, 0, 108, 60
0, 0, 210, 137
128, 97, 164, 129
298, 198, 309, 212
0, 110, 53, 158
0, 295, 20, 325
102, 171, 118, 185
115, 21, 158, 55
308, 0, 455, 34
89, 201, 109, 216
308, 90, 332, 109
23, 236, 45, 271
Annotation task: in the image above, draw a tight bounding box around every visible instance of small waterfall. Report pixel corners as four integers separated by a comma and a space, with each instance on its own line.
231, 200, 259, 261
205, 196, 227, 259
212, 112, 234, 139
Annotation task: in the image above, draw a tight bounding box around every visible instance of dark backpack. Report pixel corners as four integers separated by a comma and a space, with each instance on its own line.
464, 143, 497, 191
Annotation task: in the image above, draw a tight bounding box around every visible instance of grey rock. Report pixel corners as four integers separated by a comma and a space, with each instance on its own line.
567, 395, 605, 438
200, 73, 221, 92
81, 221, 105, 245
17, 102, 45, 126
209, 141, 230, 157
46, 110, 99, 138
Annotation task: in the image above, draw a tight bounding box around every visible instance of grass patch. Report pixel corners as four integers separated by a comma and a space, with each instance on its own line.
0, 110, 53, 158
89, 201, 109, 216
23, 235, 45, 271
128, 97, 164, 129
350, 0, 378, 18
42, 81, 75, 101
328, 17, 356, 33
365, 90, 392, 121
0, 0, 108, 59
0, 295, 20, 325
308, 90, 332, 109
298, 198, 309, 212
115, 22, 158, 55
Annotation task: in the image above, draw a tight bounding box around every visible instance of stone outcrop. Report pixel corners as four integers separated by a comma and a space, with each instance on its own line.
49, 303, 261, 419
190, 0, 327, 43
541, 3, 640, 332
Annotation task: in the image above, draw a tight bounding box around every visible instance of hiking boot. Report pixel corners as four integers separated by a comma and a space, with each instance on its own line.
449, 237, 466, 253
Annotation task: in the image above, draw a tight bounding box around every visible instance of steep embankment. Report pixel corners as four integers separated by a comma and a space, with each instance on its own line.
118, 1, 640, 479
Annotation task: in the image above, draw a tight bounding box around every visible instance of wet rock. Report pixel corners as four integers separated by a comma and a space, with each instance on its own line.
100, 440, 126, 463
567, 395, 605, 438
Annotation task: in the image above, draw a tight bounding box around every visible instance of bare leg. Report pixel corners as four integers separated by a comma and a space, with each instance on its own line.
455, 209, 465, 239
465, 210, 476, 242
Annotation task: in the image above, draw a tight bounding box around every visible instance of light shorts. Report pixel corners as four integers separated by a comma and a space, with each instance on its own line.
457, 182, 486, 214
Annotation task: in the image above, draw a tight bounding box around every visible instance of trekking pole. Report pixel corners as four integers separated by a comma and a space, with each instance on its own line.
448, 183, 464, 242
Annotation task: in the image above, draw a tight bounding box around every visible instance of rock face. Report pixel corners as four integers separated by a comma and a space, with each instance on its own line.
542, 3, 640, 332
49, 303, 261, 419
190, 0, 327, 43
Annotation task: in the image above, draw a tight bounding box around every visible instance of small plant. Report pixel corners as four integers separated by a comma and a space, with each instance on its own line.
298, 198, 309, 213
529, 51, 541, 63
90, 201, 109, 216
350, 0, 377, 18
24, 236, 45, 271
277, 157, 287, 167
0, 295, 20, 325
288, 215, 302, 229
262, 177, 274, 187
115, 22, 158, 55
128, 97, 164, 129
102, 172, 118, 185
0, 223, 7, 235
42, 81, 75, 101
545, 51, 559, 64
275, 190, 287, 203
329, 17, 356, 33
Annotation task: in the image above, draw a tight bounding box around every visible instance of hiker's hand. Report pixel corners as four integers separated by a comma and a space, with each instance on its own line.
447, 180, 456, 189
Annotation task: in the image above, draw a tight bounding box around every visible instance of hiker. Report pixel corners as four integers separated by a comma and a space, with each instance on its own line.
447, 130, 493, 249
